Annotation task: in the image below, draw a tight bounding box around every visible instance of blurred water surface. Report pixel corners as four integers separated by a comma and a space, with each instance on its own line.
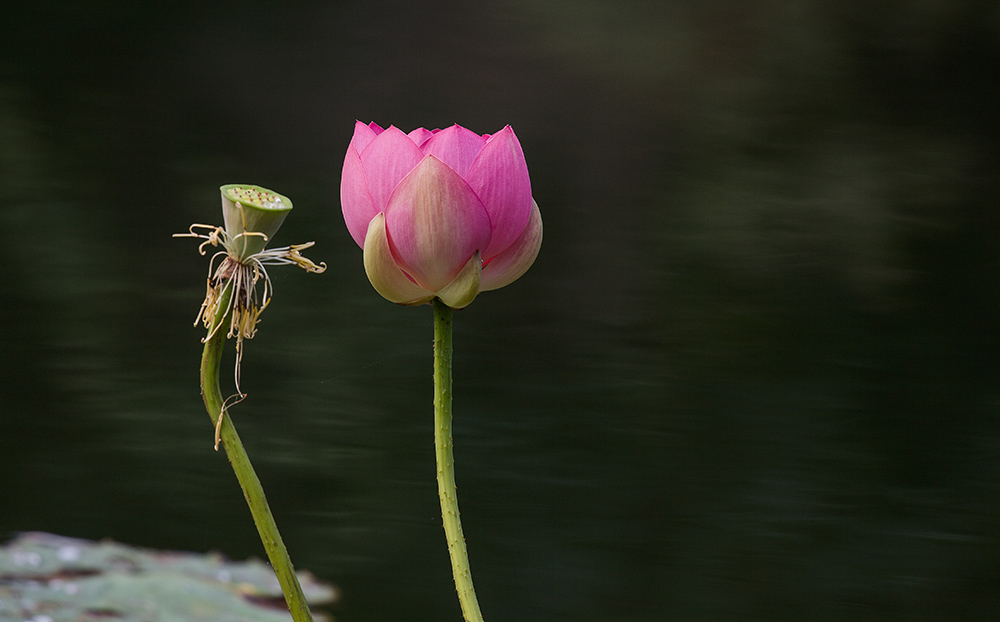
2, 1, 999, 621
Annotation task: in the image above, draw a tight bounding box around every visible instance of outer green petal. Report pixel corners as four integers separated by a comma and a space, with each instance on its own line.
363, 213, 435, 305
436, 251, 482, 309
220, 184, 293, 260
480, 199, 543, 291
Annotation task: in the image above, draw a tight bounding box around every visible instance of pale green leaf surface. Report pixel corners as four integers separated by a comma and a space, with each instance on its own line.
0, 532, 337, 622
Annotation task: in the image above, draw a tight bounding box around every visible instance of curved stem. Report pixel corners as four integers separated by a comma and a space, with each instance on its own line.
433, 298, 486, 622
200, 287, 315, 622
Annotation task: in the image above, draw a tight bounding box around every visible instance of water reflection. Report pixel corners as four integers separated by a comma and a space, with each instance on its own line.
1, 1, 998, 621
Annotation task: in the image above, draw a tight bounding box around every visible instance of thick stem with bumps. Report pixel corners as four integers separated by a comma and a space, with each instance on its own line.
433, 297, 486, 622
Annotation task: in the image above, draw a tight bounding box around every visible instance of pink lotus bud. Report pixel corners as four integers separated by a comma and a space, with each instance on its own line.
341, 122, 542, 308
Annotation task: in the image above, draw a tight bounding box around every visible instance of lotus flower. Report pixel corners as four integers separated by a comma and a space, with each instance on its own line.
341, 121, 542, 308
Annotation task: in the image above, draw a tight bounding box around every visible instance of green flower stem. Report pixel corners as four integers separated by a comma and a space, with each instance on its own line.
433, 297, 486, 622
200, 286, 315, 622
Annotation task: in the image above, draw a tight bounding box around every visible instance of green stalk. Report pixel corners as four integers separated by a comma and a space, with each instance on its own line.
433, 297, 486, 622
200, 286, 315, 622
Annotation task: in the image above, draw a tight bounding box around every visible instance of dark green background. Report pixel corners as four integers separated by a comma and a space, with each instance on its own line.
2, 1, 999, 620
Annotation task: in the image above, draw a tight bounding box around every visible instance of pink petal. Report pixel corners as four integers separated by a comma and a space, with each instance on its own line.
349, 120, 382, 155
341, 146, 379, 247
384, 156, 492, 292
362, 212, 435, 305
480, 198, 542, 291
359, 125, 425, 212
407, 127, 436, 147
465, 125, 532, 260
419, 124, 487, 177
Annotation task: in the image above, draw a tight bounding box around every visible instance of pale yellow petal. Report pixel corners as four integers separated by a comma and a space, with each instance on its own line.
436, 251, 482, 309
363, 213, 435, 305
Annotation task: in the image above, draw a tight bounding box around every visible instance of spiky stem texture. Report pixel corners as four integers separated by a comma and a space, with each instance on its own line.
433, 297, 486, 622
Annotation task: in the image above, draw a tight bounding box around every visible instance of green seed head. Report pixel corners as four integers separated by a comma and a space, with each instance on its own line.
220, 184, 293, 260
